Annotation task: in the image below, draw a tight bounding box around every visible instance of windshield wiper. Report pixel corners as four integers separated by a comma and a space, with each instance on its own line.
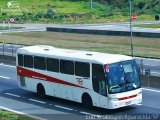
109, 85, 120, 91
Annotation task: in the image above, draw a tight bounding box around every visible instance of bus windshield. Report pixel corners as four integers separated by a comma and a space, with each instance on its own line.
105, 60, 141, 94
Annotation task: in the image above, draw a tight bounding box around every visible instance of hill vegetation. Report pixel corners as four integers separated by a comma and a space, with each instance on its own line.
0, 0, 160, 23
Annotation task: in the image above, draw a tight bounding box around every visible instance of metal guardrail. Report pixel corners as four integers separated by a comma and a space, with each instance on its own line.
0, 43, 24, 57
135, 58, 160, 89
136, 58, 160, 77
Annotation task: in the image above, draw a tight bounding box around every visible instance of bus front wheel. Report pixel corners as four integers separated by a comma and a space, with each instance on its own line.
37, 84, 46, 98
82, 93, 93, 108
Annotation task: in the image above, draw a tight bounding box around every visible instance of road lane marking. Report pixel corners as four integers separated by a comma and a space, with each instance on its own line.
0, 75, 10, 79
0, 63, 15, 68
54, 105, 73, 111
29, 99, 46, 104
8, 47, 14, 50
151, 72, 160, 74
80, 111, 92, 115
142, 88, 160, 93
143, 64, 159, 67
5, 93, 21, 98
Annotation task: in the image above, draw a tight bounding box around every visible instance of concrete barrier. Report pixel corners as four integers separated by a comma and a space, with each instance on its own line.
0, 55, 16, 65
46, 27, 160, 38
141, 75, 160, 89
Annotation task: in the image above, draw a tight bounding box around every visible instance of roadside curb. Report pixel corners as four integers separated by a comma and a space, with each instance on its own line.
0, 106, 45, 120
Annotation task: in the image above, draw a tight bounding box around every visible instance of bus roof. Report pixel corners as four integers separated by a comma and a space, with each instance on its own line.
17, 45, 133, 64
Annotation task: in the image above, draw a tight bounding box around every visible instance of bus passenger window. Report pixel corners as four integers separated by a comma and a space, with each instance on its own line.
34, 56, 46, 70
75, 62, 90, 77
24, 55, 33, 68
46, 58, 59, 72
60, 60, 74, 75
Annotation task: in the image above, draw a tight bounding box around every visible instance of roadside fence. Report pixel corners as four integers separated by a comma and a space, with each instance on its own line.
0, 43, 24, 57
136, 58, 160, 89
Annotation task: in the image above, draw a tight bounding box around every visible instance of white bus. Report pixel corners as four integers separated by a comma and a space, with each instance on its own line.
16, 45, 142, 109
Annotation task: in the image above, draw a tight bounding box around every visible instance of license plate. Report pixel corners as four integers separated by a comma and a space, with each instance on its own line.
126, 101, 131, 105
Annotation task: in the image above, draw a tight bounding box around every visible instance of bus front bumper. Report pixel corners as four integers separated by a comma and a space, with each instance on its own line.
107, 93, 142, 109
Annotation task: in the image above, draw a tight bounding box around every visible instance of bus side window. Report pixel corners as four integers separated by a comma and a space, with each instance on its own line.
75, 61, 90, 77
34, 56, 46, 70
24, 55, 33, 68
60, 60, 74, 75
92, 64, 106, 96
18, 54, 23, 66
46, 58, 59, 72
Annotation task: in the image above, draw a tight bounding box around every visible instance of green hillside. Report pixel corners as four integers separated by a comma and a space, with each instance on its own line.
0, 0, 160, 23
1, 0, 95, 14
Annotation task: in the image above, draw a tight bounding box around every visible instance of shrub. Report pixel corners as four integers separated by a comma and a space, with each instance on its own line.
46, 9, 55, 18
138, 2, 145, 10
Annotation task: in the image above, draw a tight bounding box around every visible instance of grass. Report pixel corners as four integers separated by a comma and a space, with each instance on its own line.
0, 0, 104, 15
0, 109, 33, 120
135, 14, 155, 21
134, 23, 160, 28
1, 31, 160, 59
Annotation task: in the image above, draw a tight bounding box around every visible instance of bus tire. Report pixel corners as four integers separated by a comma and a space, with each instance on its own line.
82, 93, 93, 108
37, 84, 46, 98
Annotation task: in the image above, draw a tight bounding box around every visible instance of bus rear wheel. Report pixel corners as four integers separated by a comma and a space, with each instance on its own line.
82, 93, 93, 108
37, 84, 46, 98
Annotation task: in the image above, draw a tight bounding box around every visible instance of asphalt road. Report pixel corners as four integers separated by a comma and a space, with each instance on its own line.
57, 21, 160, 33
0, 61, 160, 120
1, 21, 160, 34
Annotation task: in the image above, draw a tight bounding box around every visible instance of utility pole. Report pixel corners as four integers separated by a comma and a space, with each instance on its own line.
129, 0, 134, 57
90, 0, 93, 13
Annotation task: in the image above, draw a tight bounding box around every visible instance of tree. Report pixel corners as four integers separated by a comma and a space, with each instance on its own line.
138, 2, 145, 10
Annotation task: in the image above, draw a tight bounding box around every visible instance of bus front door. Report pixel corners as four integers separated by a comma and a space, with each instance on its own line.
92, 64, 108, 108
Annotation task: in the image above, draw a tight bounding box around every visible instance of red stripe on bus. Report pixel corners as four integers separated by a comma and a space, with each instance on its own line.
118, 94, 137, 101
17, 66, 88, 89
